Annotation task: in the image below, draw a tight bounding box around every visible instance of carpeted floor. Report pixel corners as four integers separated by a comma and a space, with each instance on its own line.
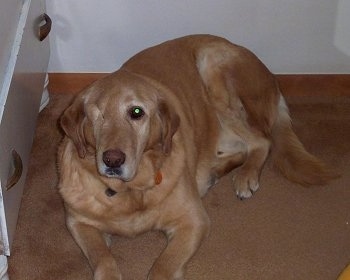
7, 78, 350, 279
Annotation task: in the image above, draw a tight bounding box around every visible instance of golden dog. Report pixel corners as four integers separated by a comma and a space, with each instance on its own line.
58, 35, 336, 280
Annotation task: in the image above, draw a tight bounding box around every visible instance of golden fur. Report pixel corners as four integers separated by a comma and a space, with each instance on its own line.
58, 35, 336, 280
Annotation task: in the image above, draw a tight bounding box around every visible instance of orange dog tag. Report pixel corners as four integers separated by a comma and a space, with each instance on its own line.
155, 170, 162, 185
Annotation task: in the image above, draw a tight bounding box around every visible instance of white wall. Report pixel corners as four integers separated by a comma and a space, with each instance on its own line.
47, 0, 350, 74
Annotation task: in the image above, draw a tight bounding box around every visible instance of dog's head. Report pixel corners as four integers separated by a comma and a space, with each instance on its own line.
60, 71, 179, 181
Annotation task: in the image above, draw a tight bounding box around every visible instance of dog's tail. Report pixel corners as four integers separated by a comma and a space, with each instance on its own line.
270, 96, 339, 186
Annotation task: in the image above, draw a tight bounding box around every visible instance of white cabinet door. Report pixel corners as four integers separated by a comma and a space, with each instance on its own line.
0, 0, 23, 90
0, 0, 50, 255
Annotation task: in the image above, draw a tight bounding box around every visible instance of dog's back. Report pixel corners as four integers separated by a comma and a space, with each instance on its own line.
123, 34, 337, 197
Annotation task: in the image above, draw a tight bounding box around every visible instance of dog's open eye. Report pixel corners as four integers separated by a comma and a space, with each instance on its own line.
129, 106, 145, 120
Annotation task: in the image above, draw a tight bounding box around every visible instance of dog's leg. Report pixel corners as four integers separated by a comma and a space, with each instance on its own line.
215, 152, 247, 178
214, 112, 270, 199
67, 217, 122, 280
197, 43, 276, 199
197, 151, 246, 197
232, 133, 270, 199
148, 210, 209, 280
196, 151, 246, 197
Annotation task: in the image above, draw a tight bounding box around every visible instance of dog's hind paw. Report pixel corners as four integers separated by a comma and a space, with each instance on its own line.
233, 173, 260, 199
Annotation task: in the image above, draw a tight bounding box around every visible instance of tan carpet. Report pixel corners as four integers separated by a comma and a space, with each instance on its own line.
7, 88, 350, 279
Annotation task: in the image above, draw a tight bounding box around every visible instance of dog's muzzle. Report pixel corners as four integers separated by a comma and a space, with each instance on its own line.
102, 149, 126, 176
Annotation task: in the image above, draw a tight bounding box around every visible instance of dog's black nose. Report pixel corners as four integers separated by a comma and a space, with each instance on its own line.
102, 149, 126, 168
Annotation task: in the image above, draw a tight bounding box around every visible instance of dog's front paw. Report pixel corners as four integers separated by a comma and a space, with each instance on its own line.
233, 171, 260, 199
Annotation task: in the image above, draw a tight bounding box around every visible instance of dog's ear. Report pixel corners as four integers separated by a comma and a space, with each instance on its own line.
146, 100, 179, 154
158, 101, 180, 155
60, 95, 88, 158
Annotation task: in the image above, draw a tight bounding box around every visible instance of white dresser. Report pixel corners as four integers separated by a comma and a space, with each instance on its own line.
0, 0, 50, 273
